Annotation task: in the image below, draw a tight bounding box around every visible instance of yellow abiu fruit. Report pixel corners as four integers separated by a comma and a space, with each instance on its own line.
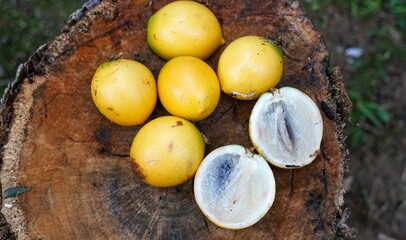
91, 59, 157, 126
158, 56, 221, 121
130, 116, 205, 187
147, 1, 225, 60
217, 35, 284, 100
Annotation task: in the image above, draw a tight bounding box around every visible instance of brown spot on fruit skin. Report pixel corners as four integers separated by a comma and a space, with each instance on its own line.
131, 160, 146, 180
172, 120, 183, 127
168, 141, 173, 152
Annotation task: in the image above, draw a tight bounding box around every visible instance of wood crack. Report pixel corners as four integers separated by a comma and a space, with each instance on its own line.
284, 169, 295, 211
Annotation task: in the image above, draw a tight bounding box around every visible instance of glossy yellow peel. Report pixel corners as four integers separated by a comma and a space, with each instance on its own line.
147, 1, 225, 60
130, 116, 205, 187
158, 56, 221, 121
217, 35, 284, 100
91, 59, 157, 126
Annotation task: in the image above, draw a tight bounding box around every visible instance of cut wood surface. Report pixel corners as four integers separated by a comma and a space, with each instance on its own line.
0, 0, 353, 239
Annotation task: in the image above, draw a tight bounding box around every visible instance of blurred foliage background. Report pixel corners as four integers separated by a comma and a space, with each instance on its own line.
303, 0, 406, 239
0, 0, 84, 88
1, 0, 405, 239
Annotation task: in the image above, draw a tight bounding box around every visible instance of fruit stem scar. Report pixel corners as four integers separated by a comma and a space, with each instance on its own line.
230, 91, 255, 99
275, 103, 293, 152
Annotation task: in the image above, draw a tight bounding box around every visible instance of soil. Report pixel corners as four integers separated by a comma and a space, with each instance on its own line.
303, 4, 406, 240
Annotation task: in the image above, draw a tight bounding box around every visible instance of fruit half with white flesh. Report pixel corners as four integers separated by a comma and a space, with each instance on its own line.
194, 145, 276, 229
249, 87, 323, 169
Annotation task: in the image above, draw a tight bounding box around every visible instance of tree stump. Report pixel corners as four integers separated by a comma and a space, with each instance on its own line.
0, 0, 353, 239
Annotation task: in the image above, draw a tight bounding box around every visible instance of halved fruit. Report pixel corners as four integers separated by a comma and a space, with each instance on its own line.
249, 87, 323, 169
194, 145, 276, 229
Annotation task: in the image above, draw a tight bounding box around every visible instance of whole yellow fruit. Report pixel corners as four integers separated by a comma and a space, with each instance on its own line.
217, 36, 284, 100
158, 56, 220, 121
130, 116, 205, 187
147, 1, 225, 60
91, 59, 157, 126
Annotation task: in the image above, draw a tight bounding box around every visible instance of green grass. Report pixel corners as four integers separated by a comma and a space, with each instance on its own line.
0, 0, 84, 90
345, 0, 405, 148
345, 50, 392, 147
303, 0, 406, 148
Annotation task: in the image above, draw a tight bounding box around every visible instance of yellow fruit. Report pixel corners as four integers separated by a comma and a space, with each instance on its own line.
217, 35, 284, 100
194, 145, 276, 229
158, 56, 220, 121
130, 116, 205, 187
91, 59, 157, 126
147, 1, 225, 60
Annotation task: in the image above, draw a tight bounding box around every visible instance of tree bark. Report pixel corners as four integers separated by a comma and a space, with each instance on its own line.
0, 0, 353, 239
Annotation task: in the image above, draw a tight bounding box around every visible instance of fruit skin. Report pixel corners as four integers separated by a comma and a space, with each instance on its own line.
91, 59, 157, 126
130, 116, 205, 187
158, 56, 221, 121
194, 144, 276, 229
147, 1, 225, 60
217, 35, 284, 100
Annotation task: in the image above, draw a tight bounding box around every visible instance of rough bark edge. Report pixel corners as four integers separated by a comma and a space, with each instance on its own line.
326, 67, 357, 239
0, 76, 46, 240
0, 44, 49, 240
0, 1, 103, 239
294, 4, 355, 237
0, 0, 102, 152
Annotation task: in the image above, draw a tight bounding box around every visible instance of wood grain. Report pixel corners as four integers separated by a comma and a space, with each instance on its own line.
0, 0, 352, 239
